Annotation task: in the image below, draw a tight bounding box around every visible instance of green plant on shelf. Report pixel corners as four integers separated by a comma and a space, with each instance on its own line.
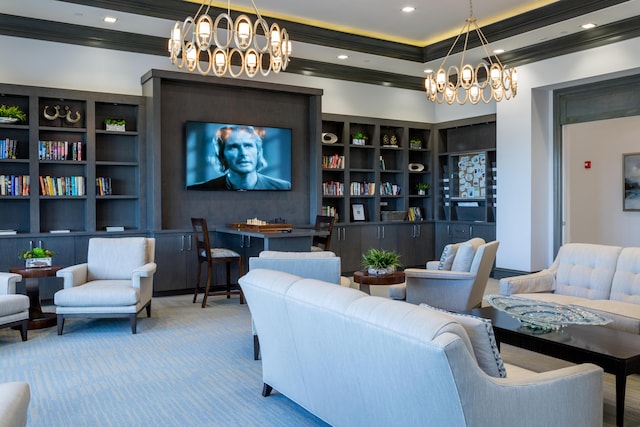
18, 247, 55, 259
416, 182, 430, 195
410, 138, 422, 148
0, 104, 27, 121
104, 118, 126, 126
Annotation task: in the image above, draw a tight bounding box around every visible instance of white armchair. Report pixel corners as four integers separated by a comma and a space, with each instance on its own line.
54, 237, 156, 335
0, 272, 29, 341
390, 239, 499, 311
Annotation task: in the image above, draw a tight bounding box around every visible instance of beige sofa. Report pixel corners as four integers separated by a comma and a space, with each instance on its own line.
240, 268, 603, 427
500, 243, 640, 333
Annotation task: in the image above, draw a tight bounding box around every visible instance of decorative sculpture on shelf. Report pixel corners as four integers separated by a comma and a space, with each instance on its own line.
43, 105, 82, 125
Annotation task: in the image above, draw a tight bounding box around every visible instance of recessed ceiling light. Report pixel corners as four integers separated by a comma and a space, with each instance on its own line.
493, 49, 505, 55
337, 54, 349, 60
424, 68, 433, 74
402, 6, 415, 13
104, 16, 118, 24
581, 23, 597, 29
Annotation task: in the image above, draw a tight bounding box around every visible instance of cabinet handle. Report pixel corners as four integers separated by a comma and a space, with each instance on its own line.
381, 226, 385, 239
470, 225, 473, 236
447, 225, 450, 235
38, 240, 43, 248
180, 235, 185, 252
29, 240, 34, 250
187, 234, 192, 251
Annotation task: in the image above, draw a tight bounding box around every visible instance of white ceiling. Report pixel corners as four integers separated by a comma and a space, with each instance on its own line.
3, 0, 640, 78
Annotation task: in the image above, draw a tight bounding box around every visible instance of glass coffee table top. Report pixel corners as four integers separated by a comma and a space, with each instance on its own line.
485, 294, 612, 332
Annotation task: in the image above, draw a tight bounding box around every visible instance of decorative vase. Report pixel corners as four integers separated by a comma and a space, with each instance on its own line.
25, 257, 52, 268
418, 189, 425, 196
367, 266, 396, 276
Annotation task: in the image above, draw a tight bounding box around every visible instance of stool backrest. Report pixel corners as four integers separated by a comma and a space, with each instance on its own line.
312, 215, 335, 251
191, 217, 213, 263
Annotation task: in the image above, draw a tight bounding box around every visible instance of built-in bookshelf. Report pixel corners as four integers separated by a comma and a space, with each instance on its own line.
0, 84, 145, 235
320, 114, 433, 225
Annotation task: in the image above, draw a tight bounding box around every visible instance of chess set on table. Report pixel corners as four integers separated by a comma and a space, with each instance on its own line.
228, 218, 292, 233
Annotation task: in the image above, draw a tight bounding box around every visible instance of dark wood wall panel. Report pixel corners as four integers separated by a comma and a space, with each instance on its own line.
157, 79, 313, 229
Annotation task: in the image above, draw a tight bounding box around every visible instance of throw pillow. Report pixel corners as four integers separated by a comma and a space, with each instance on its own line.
451, 238, 485, 272
420, 303, 507, 378
438, 243, 460, 270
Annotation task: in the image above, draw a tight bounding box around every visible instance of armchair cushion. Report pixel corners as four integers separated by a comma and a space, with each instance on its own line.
438, 243, 460, 270
54, 280, 138, 307
87, 237, 148, 281
420, 303, 506, 378
0, 295, 30, 317
451, 238, 485, 272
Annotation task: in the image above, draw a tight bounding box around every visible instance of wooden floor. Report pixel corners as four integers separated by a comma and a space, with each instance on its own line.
484, 279, 640, 427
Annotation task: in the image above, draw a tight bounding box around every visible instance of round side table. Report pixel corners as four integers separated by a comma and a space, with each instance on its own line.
353, 270, 406, 295
10, 265, 62, 330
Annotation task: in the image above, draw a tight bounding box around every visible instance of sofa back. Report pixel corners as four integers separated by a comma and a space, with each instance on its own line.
240, 268, 477, 427
610, 247, 640, 303
551, 243, 622, 299
249, 250, 341, 285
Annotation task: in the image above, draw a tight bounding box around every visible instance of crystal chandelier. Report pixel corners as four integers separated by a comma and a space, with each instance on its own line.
168, 0, 291, 78
425, 0, 517, 105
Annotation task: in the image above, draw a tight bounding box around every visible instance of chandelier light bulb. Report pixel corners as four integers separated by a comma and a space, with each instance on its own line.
247, 52, 257, 69
238, 21, 250, 41
271, 30, 281, 49
462, 67, 472, 83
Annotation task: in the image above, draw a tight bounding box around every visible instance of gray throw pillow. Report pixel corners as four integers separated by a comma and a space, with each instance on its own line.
438, 243, 460, 270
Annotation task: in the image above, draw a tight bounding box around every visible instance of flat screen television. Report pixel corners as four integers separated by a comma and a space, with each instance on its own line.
185, 121, 292, 191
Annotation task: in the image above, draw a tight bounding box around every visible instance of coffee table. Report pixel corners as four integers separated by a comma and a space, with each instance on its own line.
353, 270, 405, 295
470, 306, 640, 427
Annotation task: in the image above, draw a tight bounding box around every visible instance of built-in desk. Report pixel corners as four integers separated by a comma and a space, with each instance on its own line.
216, 227, 328, 272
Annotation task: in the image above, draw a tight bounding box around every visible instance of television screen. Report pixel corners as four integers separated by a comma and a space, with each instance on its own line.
185, 122, 292, 191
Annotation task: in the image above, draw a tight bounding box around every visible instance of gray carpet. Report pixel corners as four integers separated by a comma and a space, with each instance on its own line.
0, 295, 328, 427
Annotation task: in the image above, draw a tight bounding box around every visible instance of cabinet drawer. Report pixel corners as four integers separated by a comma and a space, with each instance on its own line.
450, 224, 470, 239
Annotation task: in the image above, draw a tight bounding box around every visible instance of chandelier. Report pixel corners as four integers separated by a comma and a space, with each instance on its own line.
425, 0, 517, 105
168, 0, 291, 78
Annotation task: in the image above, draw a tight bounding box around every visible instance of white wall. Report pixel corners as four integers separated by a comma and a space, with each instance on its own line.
0, 35, 435, 123
496, 37, 640, 271
563, 116, 640, 246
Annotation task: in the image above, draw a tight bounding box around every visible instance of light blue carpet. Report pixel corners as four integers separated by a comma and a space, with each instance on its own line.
0, 295, 329, 427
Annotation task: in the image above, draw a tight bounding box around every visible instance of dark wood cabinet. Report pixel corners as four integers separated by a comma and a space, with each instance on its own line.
153, 232, 197, 294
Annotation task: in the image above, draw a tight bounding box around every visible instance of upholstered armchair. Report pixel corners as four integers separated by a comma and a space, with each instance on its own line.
390, 238, 499, 311
0, 272, 29, 341
54, 237, 156, 335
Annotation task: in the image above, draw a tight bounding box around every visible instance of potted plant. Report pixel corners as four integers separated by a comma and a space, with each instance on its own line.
410, 138, 422, 149
0, 104, 27, 123
18, 246, 55, 268
416, 182, 430, 196
104, 118, 126, 132
352, 132, 368, 146
362, 248, 402, 276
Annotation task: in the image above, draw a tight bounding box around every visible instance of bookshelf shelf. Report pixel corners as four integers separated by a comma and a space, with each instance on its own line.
0, 83, 146, 235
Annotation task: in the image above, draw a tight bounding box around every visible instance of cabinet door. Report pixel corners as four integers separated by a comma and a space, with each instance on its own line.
398, 223, 434, 268
360, 224, 398, 253
154, 233, 192, 293
333, 225, 362, 274
470, 223, 496, 242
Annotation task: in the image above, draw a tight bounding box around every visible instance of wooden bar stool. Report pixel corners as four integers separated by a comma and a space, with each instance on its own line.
191, 218, 244, 308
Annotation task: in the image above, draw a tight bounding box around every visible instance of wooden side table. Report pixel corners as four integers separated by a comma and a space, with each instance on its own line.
10, 265, 62, 329
353, 270, 406, 295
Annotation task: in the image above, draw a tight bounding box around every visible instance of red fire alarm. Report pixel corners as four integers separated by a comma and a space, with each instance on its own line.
584, 161, 591, 169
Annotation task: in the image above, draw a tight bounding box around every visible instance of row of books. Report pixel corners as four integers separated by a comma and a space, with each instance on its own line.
0, 174, 29, 196
379, 182, 401, 196
96, 177, 113, 196
407, 207, 423, 222
320, 205, 339, 218
0, 138, 18, 159
39, 175, 86, 196
39, 140, 83, 161
350, 182, 376, 196
322, 154, 344, 169
322, 181, 344, 196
